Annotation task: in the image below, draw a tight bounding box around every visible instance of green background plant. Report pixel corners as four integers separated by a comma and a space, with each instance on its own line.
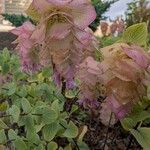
2, 14, 32, 27
0, 49, 88, 150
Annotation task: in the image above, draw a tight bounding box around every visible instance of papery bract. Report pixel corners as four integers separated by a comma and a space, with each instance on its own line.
78, 98, 100, 109
78, 43, 150, 119
26, 0, 97, 87
78, 57, 101, 108
11, 21, 41, 73
100, 43, 149, 119
100, 101, 117, 126
122, 45, 150, 69
53, 68, 62, 88
29, 0, 96, 29
106, 94, 132, 120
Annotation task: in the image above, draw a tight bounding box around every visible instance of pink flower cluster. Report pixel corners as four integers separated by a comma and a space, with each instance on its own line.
102, 43, 150, 119
78, 43, 150, 119
78, 57, 101, 108
12, 0, 97, 89
11, 22, 41, 72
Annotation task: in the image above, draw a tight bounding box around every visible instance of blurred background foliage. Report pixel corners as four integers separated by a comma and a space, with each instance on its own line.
125, 0, 150, 44
125, 0, 150, 28
2, 14, 31, 27
90, 0, 118, 31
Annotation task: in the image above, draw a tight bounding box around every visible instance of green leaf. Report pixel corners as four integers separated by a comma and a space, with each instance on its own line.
70, 105, 78, 114
21, 98, 32, 114
147, 88, 150, 101
121, 111, 150, 131
122, 23, 148, 46
139, 128, 150, 141
38, 83, 56, 100
57, 120, 67, 136
2, 48, 10, 62
3, 82, 17, 96
130, 128, 150, 150
27, 83, 39, 97
14, 138, 28, 150
37, 73, 44, 82
8, 129, 18, 140
42, 122, 59, 141
0, 119, 8, 129
51, 100, 60, 113
18, 86, 28, 97
42, 67, 52, 78
55, 91, 66, 102
42, 108, 58, 125
26, 132, 40, 145
77, 141, 89, 150
25, 115, 35, 133
0, 103, 8, 111
47, 141, 58, 150
0, 129, 7, 144
14, 71, 27, 81
35, 144, 45, 150
64, 144, 72, 150
35, 124, 45, 133
2, 63, 10, 74
132, 111, 150, 123
59, 112, 68, 120
121, 118, 136, 131
13, 98, 22, 109
63, 121, 78, 138
9, 105, 20, 123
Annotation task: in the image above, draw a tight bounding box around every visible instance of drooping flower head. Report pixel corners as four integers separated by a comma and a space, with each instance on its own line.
11, 21, 41, 73
78, 57, 101, 108
100, 43, 150, 119
27, 0, 96, 29
25, 0, 97, 88
78, 43, 150, 118
53, 68, 62, 88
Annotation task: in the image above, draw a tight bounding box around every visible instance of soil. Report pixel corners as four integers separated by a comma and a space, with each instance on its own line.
65, 98, 141, 150
83, 116, 141, 150
0, 32, 17, 51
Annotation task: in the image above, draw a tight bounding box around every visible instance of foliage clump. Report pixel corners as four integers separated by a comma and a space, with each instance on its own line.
0, 49, 88, 149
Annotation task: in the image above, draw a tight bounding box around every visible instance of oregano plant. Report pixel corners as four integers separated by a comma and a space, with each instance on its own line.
0, 0, 150, 149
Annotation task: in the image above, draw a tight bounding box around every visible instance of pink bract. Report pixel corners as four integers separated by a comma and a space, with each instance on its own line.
122, 45, 150, 69
11, 21, 40, 73
31, 0, 96, 29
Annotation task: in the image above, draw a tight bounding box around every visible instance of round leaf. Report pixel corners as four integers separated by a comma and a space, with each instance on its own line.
47, 141, 58, 150
42, 109, 58, 125
122, 23, 148, 46
8, 129, 18, 140
63, 121, 78, 138
9, 105, 20, 123
21, 98, 32, 114
42, 122, 59, 141
0, 129, 7, 144
0, 119, 8, 129
14, 138, 28, 150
